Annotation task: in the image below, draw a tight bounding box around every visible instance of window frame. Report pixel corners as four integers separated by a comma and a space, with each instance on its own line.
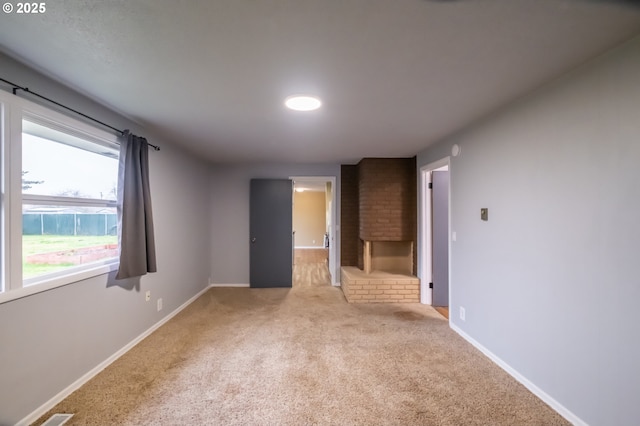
0, 90, 120, 304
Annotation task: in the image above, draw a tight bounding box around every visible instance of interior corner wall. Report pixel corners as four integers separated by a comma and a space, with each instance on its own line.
416, 36, 640, 425
209, 163, 341, 285
0, 53, 212, 425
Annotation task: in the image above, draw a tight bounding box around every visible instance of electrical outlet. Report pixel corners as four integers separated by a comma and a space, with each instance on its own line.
460, 306, 466, 321
157, 298, 163, 312
145, 291, 151, 302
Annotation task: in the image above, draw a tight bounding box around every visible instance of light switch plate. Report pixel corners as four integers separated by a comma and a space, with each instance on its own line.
481, 208, 488, 221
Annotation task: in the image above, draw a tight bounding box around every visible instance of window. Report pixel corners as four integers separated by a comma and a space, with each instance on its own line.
0, 91, 120, 300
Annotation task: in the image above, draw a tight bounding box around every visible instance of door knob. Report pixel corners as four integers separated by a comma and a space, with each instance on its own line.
251, 237, 257, 243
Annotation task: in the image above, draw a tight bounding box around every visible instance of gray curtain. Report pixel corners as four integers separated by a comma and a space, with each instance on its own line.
116, 130, 157, 279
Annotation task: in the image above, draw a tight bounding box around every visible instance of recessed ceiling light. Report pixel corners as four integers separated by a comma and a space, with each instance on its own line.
285, 95, 322, 111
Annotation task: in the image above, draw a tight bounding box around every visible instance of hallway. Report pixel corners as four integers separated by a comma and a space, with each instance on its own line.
293, 248, 331, 287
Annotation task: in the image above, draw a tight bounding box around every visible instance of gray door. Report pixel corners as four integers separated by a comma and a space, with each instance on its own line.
432, 171, 449, 307
250, 179, 293, 288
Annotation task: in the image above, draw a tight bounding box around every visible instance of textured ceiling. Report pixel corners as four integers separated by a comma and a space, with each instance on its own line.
1, 0, 640, 164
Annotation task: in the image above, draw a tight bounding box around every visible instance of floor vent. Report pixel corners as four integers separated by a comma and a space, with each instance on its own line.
41, 413, 73, 426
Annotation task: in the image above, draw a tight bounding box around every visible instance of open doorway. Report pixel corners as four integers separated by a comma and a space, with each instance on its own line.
420, 159, 451, 319
290, 176, 337, 286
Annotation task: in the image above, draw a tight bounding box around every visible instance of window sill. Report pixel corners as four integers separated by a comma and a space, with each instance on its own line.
0, 262, 119, 305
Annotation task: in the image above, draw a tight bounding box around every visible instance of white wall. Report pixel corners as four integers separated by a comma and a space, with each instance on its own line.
417, 36, 640, 425
0, 53, 212, 425
210, 163, 340, 284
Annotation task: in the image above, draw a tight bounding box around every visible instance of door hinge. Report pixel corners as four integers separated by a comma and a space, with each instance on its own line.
429, 282, 433, 289
428, 182, 433, 189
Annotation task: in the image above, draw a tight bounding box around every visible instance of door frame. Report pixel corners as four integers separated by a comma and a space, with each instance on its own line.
419, 158, 451, 306
290, 175, 338, 286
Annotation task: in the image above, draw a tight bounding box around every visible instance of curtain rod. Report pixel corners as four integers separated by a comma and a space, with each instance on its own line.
0, 77, 160, 151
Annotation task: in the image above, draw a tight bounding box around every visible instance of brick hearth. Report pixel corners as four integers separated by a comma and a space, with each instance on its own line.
341, 266, 420, 303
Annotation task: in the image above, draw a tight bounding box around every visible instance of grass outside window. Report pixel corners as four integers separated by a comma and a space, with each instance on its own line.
23, 235, 118, 278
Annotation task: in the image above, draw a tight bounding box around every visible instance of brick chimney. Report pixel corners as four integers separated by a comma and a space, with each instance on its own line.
340, 158, 417, 275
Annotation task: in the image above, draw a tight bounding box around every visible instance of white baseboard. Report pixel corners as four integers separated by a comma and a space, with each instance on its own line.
209, 283, 250, 287
450, 323, 586, 426
18, 285, 211, 426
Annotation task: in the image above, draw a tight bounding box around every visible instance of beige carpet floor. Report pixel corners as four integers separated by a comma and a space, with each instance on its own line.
34, 262, 569, 425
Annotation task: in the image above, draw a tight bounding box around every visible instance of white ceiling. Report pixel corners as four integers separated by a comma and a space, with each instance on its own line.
1, 0, 639, 164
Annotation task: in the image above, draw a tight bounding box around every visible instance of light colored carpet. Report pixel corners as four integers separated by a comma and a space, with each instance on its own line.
34, 262, 569, 425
